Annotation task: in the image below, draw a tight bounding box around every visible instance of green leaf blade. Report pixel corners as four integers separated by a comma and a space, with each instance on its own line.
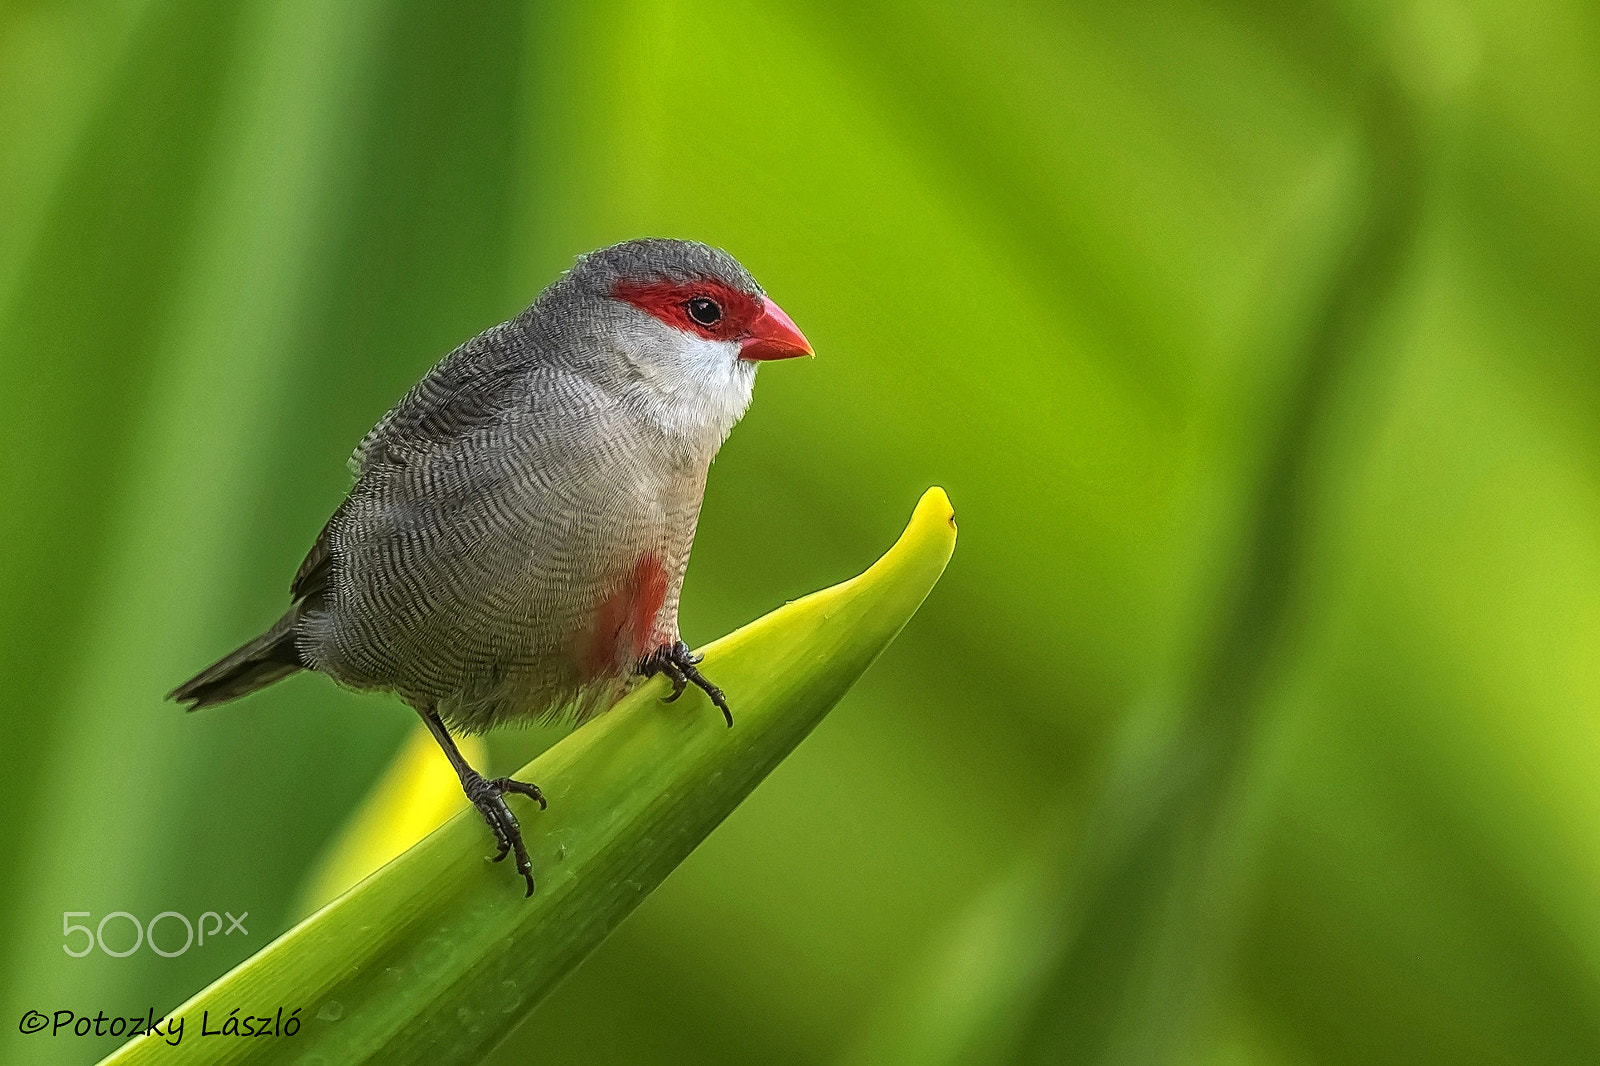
99, 487, 957, 1066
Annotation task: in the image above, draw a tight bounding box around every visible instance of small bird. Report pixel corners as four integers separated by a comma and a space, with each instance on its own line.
170, 238, 812, 895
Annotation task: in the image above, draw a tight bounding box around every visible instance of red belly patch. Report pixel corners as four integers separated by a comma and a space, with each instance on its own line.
584, 553, 669, 678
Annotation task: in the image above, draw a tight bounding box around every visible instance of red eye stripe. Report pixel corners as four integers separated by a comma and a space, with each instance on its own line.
611, 279, 762, 341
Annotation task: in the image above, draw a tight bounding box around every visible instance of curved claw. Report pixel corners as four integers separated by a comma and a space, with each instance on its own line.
463, 772, 542, 895
495, 777, 548, 811
421, 707, 543, 897
638, 640, 733, 727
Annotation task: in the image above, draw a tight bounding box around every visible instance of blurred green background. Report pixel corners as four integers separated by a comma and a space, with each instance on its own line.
3, 0, 1599, 1063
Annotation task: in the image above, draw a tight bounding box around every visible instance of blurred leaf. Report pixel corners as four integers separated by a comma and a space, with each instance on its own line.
837, 34, 1435, 1066
99, 488, 956, 1066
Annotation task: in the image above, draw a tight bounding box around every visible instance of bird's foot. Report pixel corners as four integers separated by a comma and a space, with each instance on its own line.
640, 639, 732, 727
461, 771, 546, 897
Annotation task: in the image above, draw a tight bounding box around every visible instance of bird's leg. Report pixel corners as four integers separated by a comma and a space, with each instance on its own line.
639, 640, 733, 727
419, 706, 546, 897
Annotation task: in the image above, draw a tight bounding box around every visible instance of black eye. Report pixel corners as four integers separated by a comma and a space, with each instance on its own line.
685, 297, 722, 326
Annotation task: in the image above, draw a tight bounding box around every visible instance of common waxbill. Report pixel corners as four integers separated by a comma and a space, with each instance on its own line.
170, 238, 812, 895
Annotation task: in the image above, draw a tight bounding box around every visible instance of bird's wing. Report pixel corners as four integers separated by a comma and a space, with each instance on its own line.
290, 321, 535, 606
347, 321, 528, 479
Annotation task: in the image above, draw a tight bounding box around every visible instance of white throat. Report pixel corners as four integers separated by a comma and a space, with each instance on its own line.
628, 327, 757, 463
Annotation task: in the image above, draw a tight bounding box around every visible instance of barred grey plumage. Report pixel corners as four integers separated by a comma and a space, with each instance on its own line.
169, 238, 812, 894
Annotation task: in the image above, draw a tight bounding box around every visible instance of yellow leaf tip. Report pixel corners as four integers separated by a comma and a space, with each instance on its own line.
859, 486, 955, 586
915, 486, 957, 534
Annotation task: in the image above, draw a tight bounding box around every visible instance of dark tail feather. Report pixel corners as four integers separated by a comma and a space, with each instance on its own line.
169, 612, 304, 710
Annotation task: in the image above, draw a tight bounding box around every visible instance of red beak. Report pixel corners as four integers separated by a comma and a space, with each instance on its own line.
739, 297, 813, 361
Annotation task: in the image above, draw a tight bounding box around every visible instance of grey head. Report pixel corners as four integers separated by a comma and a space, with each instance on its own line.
519, 238, 814, 451
560, 238, 765, 301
